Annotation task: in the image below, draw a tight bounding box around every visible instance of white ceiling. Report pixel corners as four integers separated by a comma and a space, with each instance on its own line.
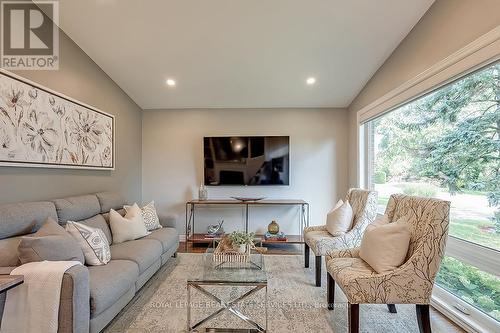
57, 0, 434, 109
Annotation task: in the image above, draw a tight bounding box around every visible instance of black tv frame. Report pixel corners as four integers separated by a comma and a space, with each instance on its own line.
203, 135, 290, 186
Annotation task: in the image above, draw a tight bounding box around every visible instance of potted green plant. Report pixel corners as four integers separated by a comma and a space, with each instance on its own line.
229, 231, 255, 253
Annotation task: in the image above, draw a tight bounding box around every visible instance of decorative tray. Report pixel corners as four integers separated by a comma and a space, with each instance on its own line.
230, 197, 266, 202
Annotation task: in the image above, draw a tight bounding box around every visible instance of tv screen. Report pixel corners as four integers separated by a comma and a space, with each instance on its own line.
204, 136, 289, 186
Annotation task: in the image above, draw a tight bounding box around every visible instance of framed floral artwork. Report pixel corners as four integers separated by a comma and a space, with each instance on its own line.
0, 70, 114, 170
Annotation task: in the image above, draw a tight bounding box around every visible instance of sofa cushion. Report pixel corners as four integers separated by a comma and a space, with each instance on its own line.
78, 214, 112, 245
110, 239, 162, 273
0, 237, 22, 266
0, 201, 57, 239
88, 259, 138, 317
96, 192, 127, 213
52, 195, 101, 224
143, 228, 179, 252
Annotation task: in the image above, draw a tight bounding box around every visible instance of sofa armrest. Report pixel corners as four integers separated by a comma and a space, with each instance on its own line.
58, 265, 90, 333
158, 213, 177, 228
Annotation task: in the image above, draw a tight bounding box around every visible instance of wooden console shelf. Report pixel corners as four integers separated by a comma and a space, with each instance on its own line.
187, 233, 304, 244
185, 199, 310, 250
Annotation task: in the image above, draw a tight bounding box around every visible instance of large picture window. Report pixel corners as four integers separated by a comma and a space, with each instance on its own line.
362, 61, 499, 328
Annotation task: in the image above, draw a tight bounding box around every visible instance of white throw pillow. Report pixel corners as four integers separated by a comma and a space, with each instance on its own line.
124, 201, 162, 231
109, 208, 149, 244
359, 218, 411, 274
326, 200, 354, 236
65, 221, 111, 266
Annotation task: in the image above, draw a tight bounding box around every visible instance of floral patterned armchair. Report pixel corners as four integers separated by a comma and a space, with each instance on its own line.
303, 188, 377, 286
325, 194, 450, 333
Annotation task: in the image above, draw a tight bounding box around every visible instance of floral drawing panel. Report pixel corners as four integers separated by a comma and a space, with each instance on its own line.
0, 70, 115, 170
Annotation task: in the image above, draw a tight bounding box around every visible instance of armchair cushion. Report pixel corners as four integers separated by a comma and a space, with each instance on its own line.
327, 247, 360, 259
326, 200, 353, 236
359, 219, 411, 274
328, 257, 377, 287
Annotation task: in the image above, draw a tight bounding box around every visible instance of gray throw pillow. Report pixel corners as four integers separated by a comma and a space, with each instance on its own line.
17, 217, 85, 264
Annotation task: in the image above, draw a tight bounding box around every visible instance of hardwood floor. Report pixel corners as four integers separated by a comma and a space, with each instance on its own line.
178, 241, 466, 332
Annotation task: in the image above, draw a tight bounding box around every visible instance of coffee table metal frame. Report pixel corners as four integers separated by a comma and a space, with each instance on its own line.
186, 280, 267, 332
187, 248, 268, 332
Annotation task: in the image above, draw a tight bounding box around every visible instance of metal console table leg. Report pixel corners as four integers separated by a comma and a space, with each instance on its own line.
186, 203, 195, 251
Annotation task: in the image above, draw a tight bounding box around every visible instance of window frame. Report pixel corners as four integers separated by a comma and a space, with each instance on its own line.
356, 27, 500, 332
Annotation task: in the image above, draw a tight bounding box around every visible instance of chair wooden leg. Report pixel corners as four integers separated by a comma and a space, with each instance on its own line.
387, 304, 397, 313
348, 303, 359, 333
327, 273, 335, 310
304, 243, 310, 268
416, 304, 431, 333
315, 256, 322, 287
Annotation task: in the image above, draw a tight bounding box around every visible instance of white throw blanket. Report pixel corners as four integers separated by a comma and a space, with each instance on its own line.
1, 261, 81, 333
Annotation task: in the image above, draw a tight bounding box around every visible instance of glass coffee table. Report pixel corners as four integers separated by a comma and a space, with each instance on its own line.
187, 248, 268, 332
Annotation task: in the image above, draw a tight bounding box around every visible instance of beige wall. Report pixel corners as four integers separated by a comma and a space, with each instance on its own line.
347, 0, 500, 187
0, 31, 143, 204
142, 108, 348, 234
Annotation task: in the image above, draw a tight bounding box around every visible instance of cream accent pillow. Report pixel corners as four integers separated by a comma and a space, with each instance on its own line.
66, 221, 111, 266
326, 200, 354, 236
359, 218, 411, 274
109, 208, 149, 244
124, 201, 162, 231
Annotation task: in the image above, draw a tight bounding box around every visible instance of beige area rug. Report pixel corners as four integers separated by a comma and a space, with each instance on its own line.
103, 253, 441, 333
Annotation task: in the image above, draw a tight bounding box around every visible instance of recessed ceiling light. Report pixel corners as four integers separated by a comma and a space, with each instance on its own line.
306, 77, 316, 85
166, 79, 176, 86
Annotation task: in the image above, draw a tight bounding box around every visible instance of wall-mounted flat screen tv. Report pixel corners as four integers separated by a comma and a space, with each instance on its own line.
204, 136, 289, 186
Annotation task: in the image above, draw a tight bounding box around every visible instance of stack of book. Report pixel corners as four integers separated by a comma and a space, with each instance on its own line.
204, 232, 223, 238
264, 231, 287, 241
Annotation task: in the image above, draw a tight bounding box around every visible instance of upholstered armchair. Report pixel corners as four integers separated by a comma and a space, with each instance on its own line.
325, 194, 450, 333
303, 188, 377, 286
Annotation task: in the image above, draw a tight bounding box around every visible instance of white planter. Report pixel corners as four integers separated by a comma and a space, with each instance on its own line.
233, 244, 247, 253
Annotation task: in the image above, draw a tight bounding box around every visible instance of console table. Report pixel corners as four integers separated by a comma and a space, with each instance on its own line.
185, 199, 309, 250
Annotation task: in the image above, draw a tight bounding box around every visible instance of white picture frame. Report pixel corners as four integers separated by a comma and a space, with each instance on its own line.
0, 69, 115, 170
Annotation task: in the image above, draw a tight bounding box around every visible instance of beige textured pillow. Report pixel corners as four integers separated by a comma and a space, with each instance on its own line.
359, 218, 411, 274
18, 217, 84, 264
109, 208, 149, 244
326, 200, 353, 236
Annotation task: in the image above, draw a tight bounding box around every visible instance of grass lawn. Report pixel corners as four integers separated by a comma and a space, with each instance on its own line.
378, 197, 389, 206
449, 218, 499, 250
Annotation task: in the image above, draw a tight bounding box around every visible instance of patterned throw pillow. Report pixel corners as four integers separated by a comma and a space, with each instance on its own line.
66, 221, 111, 266
124, 201, 162, 231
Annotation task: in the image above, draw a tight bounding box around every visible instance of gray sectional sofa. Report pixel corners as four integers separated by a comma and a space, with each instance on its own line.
0, 192, 179, 333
